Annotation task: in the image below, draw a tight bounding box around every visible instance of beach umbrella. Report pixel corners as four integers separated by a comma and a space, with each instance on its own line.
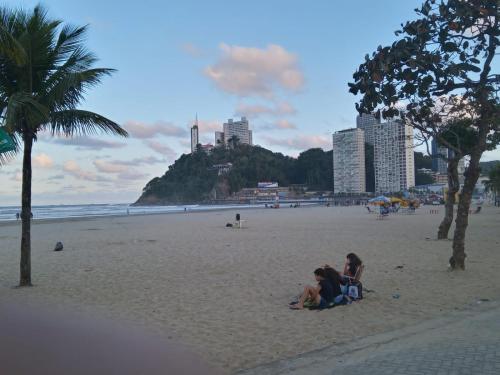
368, 196, 390, 204
390, 197, 403, 203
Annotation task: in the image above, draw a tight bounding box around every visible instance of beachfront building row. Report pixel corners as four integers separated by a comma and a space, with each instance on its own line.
332, 128, 366, 193
333, 115, 415, 194
216, 117, 253, 146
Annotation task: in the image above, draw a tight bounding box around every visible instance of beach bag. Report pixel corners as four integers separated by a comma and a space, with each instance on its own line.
348, 285, 359, 299
347, 282, 363, 300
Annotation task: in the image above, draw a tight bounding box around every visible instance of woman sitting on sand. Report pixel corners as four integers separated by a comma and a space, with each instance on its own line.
290, 268, 334, 310
342, 253, 363, 281
323, 266, 345, 305
340, 253, 364, 298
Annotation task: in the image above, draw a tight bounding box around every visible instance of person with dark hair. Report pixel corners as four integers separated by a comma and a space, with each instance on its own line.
323, 266, 344, 305
341, 253, 364, 299
290, 268, 334, 310
343, 253, 363, 281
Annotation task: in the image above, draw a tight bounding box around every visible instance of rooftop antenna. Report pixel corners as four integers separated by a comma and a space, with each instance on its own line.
195, 113, 198, 126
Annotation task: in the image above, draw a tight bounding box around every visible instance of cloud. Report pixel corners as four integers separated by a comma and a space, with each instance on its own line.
51, 136, 127, 150
63, 160, 111, 182
117, 170, 150, 180
181, 42, 203, 57
205, 43, 304, 98
235, 101, 296, 119
32, 153, 54, 168
93, 156, 166, 174
274, 119, 297, 130
48, 174, 65, 180
93, 160, 128, 174
124, 120, 187, 139
145, 140, 177, 158
263, 135, 330, 150
196, 120, 221, 133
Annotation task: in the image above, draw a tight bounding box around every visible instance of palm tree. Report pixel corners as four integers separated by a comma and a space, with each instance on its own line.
0, 5, 128, 286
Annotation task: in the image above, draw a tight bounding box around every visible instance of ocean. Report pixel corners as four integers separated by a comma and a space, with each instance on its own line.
0, 203, 265, 222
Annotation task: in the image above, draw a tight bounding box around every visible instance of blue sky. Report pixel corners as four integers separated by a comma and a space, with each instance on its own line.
1, 0, 498, 205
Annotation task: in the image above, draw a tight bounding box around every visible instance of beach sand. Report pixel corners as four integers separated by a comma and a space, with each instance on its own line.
1, 206, 499, 373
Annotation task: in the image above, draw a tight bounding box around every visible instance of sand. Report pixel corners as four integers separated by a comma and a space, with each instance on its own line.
1, 205, 499, 373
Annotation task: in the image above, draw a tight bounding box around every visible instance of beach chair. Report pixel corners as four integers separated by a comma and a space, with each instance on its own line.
366, 206, 374, 214
341, 265, 364, 300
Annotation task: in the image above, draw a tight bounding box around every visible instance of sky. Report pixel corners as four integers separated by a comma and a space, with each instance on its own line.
0, 0, 499, 206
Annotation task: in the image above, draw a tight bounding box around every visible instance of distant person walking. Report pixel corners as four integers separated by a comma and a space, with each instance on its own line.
16, 212, 20, 220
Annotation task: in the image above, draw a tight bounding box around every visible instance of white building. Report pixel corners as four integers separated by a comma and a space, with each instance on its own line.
356, 113, 380, 146
190, 122, 199, 153
215, 131, 224, 146
222, 117, 253, 145
332, 128, 366, 193
373, 120, 415, 192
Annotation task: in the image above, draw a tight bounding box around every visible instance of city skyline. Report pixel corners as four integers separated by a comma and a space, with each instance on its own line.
0, 0, 498, 205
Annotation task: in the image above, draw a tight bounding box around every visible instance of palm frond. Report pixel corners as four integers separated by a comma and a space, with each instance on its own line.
52, 24, 88, 63
45, 109, 128, 137
42, 67, 115, 110
0, 7, 27, 66
5, 92, 49, 131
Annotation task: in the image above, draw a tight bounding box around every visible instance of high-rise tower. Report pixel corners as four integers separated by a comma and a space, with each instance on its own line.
190, 115, 199, 153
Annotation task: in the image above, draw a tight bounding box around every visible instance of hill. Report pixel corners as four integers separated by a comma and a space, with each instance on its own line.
135, 144, 332, 205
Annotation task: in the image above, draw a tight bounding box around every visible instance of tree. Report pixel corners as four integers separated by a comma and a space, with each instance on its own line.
0, 6, 128, 286
349, 0, 499, 269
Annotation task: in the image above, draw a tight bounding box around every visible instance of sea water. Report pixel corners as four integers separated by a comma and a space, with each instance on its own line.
0, 203, 264, 222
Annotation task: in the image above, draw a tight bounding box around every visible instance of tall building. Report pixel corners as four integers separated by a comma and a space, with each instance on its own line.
190, 118, 199, 153
431, 138, 448, 174
222, 117, 253, 145
431, 138, 466, 183
356, 113, 380, 146
332, 128, 366, 193
373, 120, 415, 192
215, 131, 224, 146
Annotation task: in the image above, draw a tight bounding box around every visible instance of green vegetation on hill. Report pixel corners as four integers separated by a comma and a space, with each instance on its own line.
136, 144, 331, 204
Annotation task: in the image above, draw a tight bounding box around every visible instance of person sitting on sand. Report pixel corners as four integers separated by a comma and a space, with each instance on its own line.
323, 266, 345, 305
342, 253, 363, 281
290, 268, 334, 310
340, 253, 364, 298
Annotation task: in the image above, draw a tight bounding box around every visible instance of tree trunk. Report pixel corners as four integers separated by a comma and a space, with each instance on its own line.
437, 157, 460, 239
450, 151, 481, 270
19, 133, 33, 286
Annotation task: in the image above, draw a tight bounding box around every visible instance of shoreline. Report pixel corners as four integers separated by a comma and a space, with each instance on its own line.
0, 202, 322, 227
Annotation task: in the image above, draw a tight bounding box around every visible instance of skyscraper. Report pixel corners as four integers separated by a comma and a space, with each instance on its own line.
373, 120, 415, 192
356, 113, 380, 146
222, 117, 253, 145
190, 117, 199, 153
431, 138, 448, 174
213, 117, 253, 147
332, 128, 366, 193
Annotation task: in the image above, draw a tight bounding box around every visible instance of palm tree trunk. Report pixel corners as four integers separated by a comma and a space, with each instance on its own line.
19, 133, 33, 286
437, 157, 460, 239
450, 151, 481, 270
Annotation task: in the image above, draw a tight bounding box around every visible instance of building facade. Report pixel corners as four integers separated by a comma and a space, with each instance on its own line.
190, 123, 199, 153
373, 120, 415, 192
356, 113, 380, 146
222, 117, 253, 145
431, 138, 448, 174
332, 128, 366, 193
